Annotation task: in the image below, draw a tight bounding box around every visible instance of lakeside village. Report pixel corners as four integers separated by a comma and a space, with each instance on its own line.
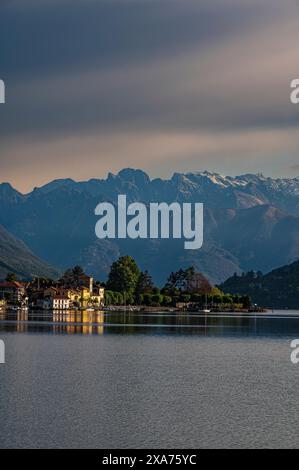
0, 256, 261, 314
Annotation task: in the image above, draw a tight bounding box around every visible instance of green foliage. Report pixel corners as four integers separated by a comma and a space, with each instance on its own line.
190, 293, 201, 303
180, 294, 191, 303
151, 294, 163, 306
104, 256, 253, 309
165, 268, 189, 292
241, 295, 251, 309
135, 270, 155, 295
162, 295, 172, 306
222, 294, 233, 304
5, 272, 18, 282
105, 290, 124, 305
142, 293, 152, 306
59, 265, 85, 287
107, 256, 140, 295
72, 265, 84, 277
30, 277, 55, 289
164, 266, 212, 295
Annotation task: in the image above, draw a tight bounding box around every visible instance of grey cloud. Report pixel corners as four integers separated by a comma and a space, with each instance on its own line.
1, 6, 299, 140
1, 0, 299, 190
1, 0, 279, 81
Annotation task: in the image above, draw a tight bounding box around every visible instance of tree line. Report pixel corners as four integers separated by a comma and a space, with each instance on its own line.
104, 256, 251, 308
4, 257, 251, 308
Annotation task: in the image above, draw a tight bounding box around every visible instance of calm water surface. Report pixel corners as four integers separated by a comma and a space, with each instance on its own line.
0, 310, 299, 448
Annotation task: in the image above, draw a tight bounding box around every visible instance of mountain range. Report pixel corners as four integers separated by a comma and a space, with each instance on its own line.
220, 260, 299, 308
1, 169, 299, 284
0, 224, 59, 280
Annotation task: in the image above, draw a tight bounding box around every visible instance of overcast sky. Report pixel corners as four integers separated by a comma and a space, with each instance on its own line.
1, 0, 299, 193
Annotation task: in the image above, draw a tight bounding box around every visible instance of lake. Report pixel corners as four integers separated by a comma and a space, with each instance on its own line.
0, 309, 299, 448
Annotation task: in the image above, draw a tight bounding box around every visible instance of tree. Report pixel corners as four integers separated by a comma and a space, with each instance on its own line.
107, 256, 140, 297
59, 266, 85, 287
241, 295, 251, 309
151, 294, 163, 306
6, 273, 18, 282
185, 270, 212, 294
211, 286, 223, 296
165, 268, 188, 292
180, 294, 191, 303
135, 270, 155, 295
143, 293, 153, 306
223, 294, 232, 304
191, 293, 201, 303
30, 277, 55, 289
164, 266, 212, 295
162, 295, 172, 306
72, 265, 84, 282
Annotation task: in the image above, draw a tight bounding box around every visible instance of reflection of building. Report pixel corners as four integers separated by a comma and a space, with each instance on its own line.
17, 310, 28, 333
52, 310, 105, 334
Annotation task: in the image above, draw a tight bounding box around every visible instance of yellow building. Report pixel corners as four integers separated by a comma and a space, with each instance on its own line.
79, 286, 91, 308
42, 281, 105, 309
91, 287, 105, 308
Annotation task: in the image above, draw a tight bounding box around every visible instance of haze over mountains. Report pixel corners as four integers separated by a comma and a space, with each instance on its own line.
0, 224, 59, 280
1, 169, 299, 284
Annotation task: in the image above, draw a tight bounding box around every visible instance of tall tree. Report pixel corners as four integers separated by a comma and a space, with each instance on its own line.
164, 266, 212, 294
107, 256, 140, 295
59, 265, 85, 287
5, 272, 18, 282
72, 265, 85, 284
186, 271, 212, 294
165, 268, 187, 291
135, 270, 155, 295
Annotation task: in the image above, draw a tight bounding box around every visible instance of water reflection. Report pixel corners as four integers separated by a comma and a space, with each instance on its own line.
1, 309, 299, 337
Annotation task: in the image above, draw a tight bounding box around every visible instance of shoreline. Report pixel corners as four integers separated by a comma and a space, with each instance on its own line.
0, 306, 286, 316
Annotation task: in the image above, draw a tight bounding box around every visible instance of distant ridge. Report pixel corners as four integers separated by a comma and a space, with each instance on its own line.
220, 259, 299, 309
4, 169, 299, 198
0, 224, 60, 280
1, 168, 299, 284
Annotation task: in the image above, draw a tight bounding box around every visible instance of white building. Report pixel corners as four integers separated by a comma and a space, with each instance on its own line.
52, 297, 70, 310
38, 297, 70, 310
